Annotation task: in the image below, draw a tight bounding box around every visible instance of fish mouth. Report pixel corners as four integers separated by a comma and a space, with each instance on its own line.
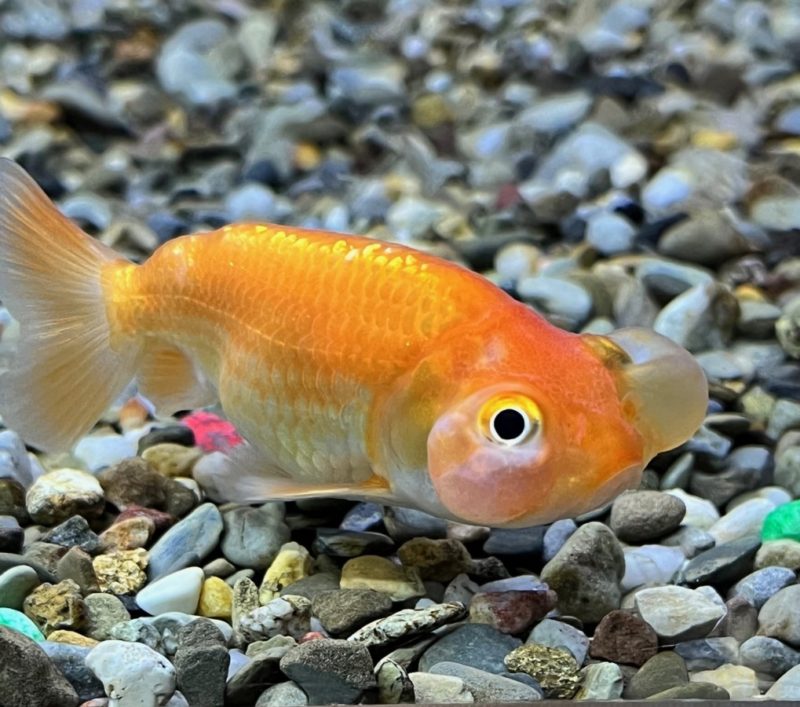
584, 327, 708, 461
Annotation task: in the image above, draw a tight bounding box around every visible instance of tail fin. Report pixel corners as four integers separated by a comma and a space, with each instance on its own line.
0, 158, 139, 451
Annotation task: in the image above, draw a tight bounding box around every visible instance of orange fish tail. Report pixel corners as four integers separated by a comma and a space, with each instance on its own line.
0, 158, 140, 451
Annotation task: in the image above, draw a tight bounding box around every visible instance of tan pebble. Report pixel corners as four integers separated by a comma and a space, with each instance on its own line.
340, 555, 425, 601
118, 397, 150, 432
691, 129, 739, 151
23, 579, 87, 635
142, 443, 202, 477
99, 516, 155, 551
46, 629, 98, 647
259, 541, 312, 603
198, 577, 233, 619
92, 549, 149, 594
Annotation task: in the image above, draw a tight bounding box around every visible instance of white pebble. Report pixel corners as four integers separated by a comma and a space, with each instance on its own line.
136, 567, 204, 616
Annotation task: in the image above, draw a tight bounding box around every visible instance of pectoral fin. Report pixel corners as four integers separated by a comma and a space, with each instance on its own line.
138, 341, 216, 414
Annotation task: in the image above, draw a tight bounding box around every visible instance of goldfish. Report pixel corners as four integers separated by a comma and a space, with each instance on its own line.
0, 158, 708, 527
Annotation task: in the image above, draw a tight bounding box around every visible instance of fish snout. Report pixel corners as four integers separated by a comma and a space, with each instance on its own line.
585, 327, 708, 460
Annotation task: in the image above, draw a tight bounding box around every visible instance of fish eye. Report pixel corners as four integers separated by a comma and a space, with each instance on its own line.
488, 406, 536, 446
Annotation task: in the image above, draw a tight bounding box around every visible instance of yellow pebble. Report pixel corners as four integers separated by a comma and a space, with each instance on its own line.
46, 630, 98, 647
142, 443, 202, 477
294, 142, 321, 171
92, 549, 148, 595
340, 555, 425, 601
198, 577, 233, 619
259, 541, 312, 604
691, 129, 739, 151
734, 284, 766, 302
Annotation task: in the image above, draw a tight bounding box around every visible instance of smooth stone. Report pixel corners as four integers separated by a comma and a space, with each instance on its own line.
755, 539, 800, 571
673, 637, 739, 671
277, 572, 340, 600
677, 535, 761, 586
25, 469, 105, 525
690, 664, 759, 699
397, 537, 472, 582
469, 589, 556, 635
0, 515, 23, 553
57, 547, 100, 594
635, 586, 726, 642
527, 618, 589, 666
542, 519, 577, 562
540, 522, 625, 623
259, 542, 313, 602
255, 681, 308, 707
443, 573, 479, 606
661, 525, 716, 558
0, 626, 79, 707
575, 662, 624, 700
98, 458, 168, 511
375, 658, 414, 705
137, 567, 204, 616
74, 433, 140, 473
311, 589, 393, 636
339, 502, 383, 532
0, 606, 46, 641
221, 503, 290, 570
622, 544, 685, 591
348, 602, 465, 647
624, 651, 688, 699
312, 529, 394, 558
517, 276, 593, 330
740, 636, 800, 678
279, 639, 376, 705
0, 478, 27, 523
589, 610, 658, 667
42, 641, 105, 702
709, 498, 776, 544
0, 430, 33, 487
0, 565, 40, 609
430, 661, 542, 701
759, 584, 800, 647
730, 566, 796, 608
340, 555, 425, 601
148, 503, 223, 580
84, 593, 130, 641
197, 577, 233, 619
383, 507, 448, 542
766, 663, 800, 699
137, 426, 196, 452
646, 682, 730, 700
419, 623, 522, 674
665, 490, 720, 529
408, 672, 474, 703
586, 211, 636, 255
609, 490, 686, 542
87, 639, 177, 706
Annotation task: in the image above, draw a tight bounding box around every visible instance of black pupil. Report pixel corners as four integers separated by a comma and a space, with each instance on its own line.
493, 409, 526, 441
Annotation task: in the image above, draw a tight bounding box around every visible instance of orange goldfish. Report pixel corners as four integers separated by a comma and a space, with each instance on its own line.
0, 158, 707, 527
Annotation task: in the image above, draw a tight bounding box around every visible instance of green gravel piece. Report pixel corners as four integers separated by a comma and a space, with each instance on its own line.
0, 607, 45, 642
762, 501, 800, 543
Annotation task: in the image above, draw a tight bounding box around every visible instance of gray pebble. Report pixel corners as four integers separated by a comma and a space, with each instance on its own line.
673, 637, 740, 671
527, 618, 589, 666
740, 635, 800, 678
311, 589, 392, 636
429, 661, 543, 701
759, 584, 800, 646
221, 504, 290, 570
419, 623, 521, 674
542, 519, 577, 562
0, 565, 40, 609
677, 535, 761, 586
609, 490, 686, 543
41, 641, 104, 702
255, 681, 309, 707
730, 566, 797, 609
148, 503, 223, 580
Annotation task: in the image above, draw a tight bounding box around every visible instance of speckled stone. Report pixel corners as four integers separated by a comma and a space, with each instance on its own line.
23, 579, 87, 635
92, 549, 148, 594
589, 610, 658, 667
469, 589, 556, 634
311, 589, 392, 636
609, 490, 686, 542
429, 661, 543, 701
397, 537, 472, 581
623, 651, 688, 699
349, 602, 465, 647
419, 623, 522, 674
504, 644, 580, 699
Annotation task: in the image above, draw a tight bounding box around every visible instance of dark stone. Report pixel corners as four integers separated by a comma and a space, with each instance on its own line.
174, 619, 229, 707
279, 639, 376, 705
710, 596, 758, 643
339, 502, 384, 532
0, 551, 58, 582
137, 425, 196, 453
56, 547, 100, 594
278, 573, 340, 600
311, 589, 393, 636
0, 479, 27, 523
678, 535, 761, 586
419, 623, 522, 674
99, 458, 168, 510
312, 529, 394, 558
0, 514, 23, 552
23, 542, 68, 574
483, 526, 546, 557
690, 467, 762, 507
0, 627, 79, 707
589, 610, 658, 667
41, 516, 101, 554
226, 650, 284, 707
163, 478, 198, 518
623, 651, 688, 699
673, 637, 740, 671
41, 642, 104, 702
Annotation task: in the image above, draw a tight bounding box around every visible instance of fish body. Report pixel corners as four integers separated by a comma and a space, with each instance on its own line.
0, 159, 708, 526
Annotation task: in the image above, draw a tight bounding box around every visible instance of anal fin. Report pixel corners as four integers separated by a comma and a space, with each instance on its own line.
194, 440, 396, 505
138, 341, 216, 415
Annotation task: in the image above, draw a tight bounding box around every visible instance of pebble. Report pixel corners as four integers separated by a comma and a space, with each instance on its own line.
408, 672, 474, 703
255, 681, 308, 707
74, 433, 140, 474
23, 578, 87, 635
483, 525, 546, 557
87, 639, 177, 706
586, 211, 637, 255
311, 589, 392, 636
397, 537, 472, 581
340, 555, 425, 601
259, 541, 312, 602
313, 528, 394, 557
673, 636, 740, 671
634, 586, 726, 641
42, 515, 100, 554
622, 544, 686, 590
349, 601, 465, 647
41, 641, 105, 702
575, 661, 624, 700
279, 639, 376, 704
25, 469, 105, 525
197, 576, 233, 619
589, 610, 658, 666
504, 643, 580, 699
709, 498, 776, 544
759, 584, 800, 646
0, 605, 45, 640
0, 515, 22, 553
665, 489, 720, 529
238, 595, 311, 642
469, 589, 556, 634
148, 503, 223, 579
419, 623, 522, 674
429, 660, 543, 701
756, 539, 800, 570
677, 535, 761, 586
220, 503, 290, 570
84, 593, 130, 642
624, 651, 688, 699
528, 618, 590, 666
730, 566, 796, 608
540, 521, 625, 623
0, 478, 27, 522
0, 626, 79, 707
0, 430, 33, 488
137, 567, 204, 616
173, 620, 229, 707
542, 519, 577, 562
99, 516, 155, 552
92, 549, 148, 594
690, 664, 760, 698
47, 629, 97, 647
762, 499, 800, 542
740, 635, 800, 678
766, 663, 800, 699
141, 443, 202, 478
0, 565, 40, 609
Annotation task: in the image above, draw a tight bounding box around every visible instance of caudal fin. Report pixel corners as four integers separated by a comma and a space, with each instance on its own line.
0, 158, 139, 451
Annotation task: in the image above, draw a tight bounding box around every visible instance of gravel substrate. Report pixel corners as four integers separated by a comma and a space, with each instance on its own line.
2, 0, 800, 705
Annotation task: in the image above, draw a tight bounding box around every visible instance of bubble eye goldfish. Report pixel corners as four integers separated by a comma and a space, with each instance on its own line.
0, 159, 707, 527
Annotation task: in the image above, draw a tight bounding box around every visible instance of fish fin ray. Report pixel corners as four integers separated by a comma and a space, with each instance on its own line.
0, 159, 139, 451
138, 341, 216, 415
198, 441, 395, 504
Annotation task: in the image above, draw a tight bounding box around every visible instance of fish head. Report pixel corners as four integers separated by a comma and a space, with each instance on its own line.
422, 316, 707, 528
